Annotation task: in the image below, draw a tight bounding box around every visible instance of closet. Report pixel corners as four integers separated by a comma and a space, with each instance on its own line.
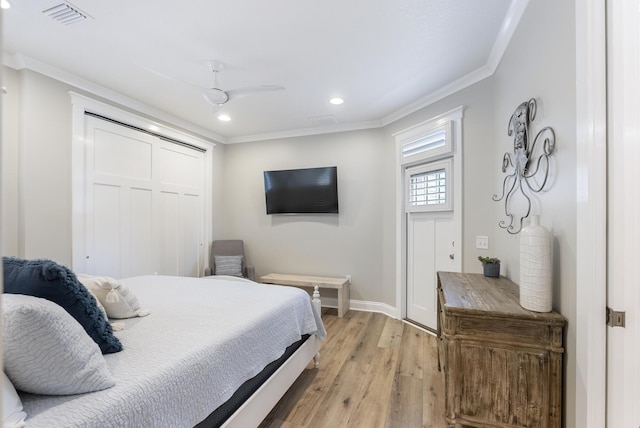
79, 114, 207, 278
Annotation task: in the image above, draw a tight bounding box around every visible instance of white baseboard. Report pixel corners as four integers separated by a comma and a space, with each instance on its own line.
320, 297, 398, 319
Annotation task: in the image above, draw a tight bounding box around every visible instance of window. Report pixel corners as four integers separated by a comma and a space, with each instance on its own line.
409, 168, 446, 206
402, 128, 446, 159
405, 158, 452, 212
396, 121, 452, 166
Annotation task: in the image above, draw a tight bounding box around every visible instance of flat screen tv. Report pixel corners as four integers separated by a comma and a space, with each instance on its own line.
264, 166, 339, 214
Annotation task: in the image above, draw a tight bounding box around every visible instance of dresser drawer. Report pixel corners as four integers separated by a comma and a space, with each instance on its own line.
455, 314, 561, 350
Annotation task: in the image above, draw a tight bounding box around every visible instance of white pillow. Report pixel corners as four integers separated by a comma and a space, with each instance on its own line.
77, 274, 150, 319
2, 372, 26, 428
3, 294, 115, 395
84, 286, 125, 331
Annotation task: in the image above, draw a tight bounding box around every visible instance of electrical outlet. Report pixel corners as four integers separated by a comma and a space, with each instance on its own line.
476, 236, 489, 250
346, 275, 351, 283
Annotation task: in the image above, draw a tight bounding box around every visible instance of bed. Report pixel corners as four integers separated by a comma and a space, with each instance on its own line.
2, 264, 326, 428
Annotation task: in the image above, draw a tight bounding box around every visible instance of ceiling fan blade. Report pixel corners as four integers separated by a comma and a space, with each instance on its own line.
137, 63, 201, 91
226, 85, 286, 102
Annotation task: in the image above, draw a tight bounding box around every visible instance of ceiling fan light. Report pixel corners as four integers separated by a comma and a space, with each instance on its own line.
218, 114, 231, 122
203, 89, 229, 106
330, 97, 344, 105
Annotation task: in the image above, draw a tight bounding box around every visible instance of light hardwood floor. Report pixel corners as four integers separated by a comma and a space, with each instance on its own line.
259, 309, 447, 428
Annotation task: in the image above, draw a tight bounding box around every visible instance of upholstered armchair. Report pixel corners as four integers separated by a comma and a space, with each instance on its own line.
204, 240, 255, 281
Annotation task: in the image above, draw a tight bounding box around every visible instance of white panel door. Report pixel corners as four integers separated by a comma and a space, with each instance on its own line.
157, 191, 179, 276
155, 141, 205, 277
85, 118, 156, 278
84, 116, 204, 278
606, 0, 640, 426
90, 184, 122, 276
404, 160, 457, 330
406, 213, 455, 329
129, 188, 154, 275
180, 194, 202, 277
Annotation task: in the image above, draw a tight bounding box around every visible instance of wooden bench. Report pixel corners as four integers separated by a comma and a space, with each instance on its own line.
260, 273, 350, 317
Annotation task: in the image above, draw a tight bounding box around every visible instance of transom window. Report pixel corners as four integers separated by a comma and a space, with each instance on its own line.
402, 129, 447, 159
397, 121, 452, 166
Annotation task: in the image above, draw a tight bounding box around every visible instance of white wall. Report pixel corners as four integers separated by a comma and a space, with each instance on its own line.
211, 142, 227, 240
19, 70, 73, 264
221, 129, 386, 302
2, 67, 19, 257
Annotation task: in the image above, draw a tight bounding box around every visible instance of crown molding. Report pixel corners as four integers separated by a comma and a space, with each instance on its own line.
224, 119, 383, 144
487, 0, 529, 70
381, 65, 494, 127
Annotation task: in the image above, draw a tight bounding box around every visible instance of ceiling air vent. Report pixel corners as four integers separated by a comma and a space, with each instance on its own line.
43, 2, 91, 25
309, 114, 339, 127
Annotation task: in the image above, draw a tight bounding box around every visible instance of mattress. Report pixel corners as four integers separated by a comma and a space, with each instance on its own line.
195, 334, 310, 427
18, 275, 326, 428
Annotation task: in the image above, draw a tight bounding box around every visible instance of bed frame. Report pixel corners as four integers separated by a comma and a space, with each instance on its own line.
221, 286, 322, 427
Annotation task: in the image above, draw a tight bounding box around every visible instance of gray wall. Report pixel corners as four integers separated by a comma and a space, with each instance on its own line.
221, 129, 386, 302
222, 76, 498, 307
492, 1, 577, 425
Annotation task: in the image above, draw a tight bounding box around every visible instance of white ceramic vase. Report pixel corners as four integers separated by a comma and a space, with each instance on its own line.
519, 215, 552, 312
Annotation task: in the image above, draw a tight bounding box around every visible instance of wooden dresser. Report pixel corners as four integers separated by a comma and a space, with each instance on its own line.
437, 272, 566, 428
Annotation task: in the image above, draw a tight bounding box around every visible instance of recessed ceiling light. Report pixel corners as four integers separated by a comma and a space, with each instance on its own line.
330, 97, 344, 105
218, 114, 231, 122
1, 0, 11, 9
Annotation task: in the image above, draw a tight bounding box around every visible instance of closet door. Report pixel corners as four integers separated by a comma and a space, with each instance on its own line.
84, 116, 204, 278
155, 139, 204, 277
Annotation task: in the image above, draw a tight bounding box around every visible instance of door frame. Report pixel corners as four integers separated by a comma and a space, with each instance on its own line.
603, 0, 640, 426
69, 93, 215, 275
394, 106, 464, 320
575, 0, 607, 426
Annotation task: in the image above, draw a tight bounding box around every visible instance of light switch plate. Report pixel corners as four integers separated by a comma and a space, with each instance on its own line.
476, 235, 489, 250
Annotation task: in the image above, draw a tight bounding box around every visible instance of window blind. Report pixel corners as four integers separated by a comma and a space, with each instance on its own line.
402, 129, 447, 159
409, 168, 446, 206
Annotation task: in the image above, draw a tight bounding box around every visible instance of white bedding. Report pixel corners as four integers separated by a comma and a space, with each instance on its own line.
18, 275, 326, 428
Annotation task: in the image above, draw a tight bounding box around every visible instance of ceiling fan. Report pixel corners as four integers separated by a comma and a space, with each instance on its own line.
202, 60, 285, 107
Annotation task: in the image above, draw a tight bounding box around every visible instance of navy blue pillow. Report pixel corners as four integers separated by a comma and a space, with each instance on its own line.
2, 257, 122, 354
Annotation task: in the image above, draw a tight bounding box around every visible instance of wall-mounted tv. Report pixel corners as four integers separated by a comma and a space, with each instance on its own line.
264, 166, 339, 214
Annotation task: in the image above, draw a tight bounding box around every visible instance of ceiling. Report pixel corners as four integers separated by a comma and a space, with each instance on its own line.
2, 0, 524, 143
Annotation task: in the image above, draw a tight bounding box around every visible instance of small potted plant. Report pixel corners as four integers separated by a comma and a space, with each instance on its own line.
478, 256, 501, 278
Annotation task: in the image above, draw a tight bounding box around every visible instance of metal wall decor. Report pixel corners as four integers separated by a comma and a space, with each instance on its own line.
493, 98, 556, 234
